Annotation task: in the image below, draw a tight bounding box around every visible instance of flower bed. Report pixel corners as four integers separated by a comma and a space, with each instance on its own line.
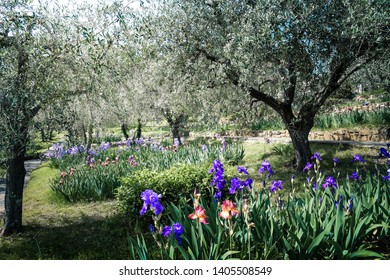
129, 150, 390, 260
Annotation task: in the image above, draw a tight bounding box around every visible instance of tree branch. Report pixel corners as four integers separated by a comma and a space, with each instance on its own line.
196, 46, 286, 114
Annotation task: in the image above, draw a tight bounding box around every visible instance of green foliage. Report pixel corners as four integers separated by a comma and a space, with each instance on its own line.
221, 141, 245, 165
251, 109, 390, 132
117, 164, 221, 218
50, 161, 133, 203
251, 118, 285, 131
48, 139, 245, 202
94, 134, 123, 144
314, 109, 390, 129
271, 144, 294, 158
128, 159, 389, 260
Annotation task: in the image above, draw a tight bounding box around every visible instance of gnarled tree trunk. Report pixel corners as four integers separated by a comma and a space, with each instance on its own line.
86, 123, 93, 151
121, 122, 129, 140
1, 120, 29, 236
1, 151, 26, 236
287, 126, 312, 169
282, 111, 315, 170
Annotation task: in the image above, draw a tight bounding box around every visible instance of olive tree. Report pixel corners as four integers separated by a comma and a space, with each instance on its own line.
143, 0, 390, 168
0, 0, 128, 235
0, 0, 71, 235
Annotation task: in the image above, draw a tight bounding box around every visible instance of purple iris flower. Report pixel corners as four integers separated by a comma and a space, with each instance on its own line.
229, 177, 241, 194
162, 223, 183, 245
322, 176, 338, 190
237, 166, 249, 175
303, 162, 314, 172
210, 160, 226, 201
162, 226, 172, 237
347, 197, 353, 211
100, 142, 111, 151
69, 146, 79, 156
333, 158, 340, 165
311, 152, 322, 161
335, 195, 343, 208
242, 178, 253, 189
349, 171, 359, 181
383, 170, 390, 181
258, 160, 274, 176
173, 222, 184, 235
270, 180, 283, 192
135, 138, 144, 145
276, 197, 284, 208
214, 191, 222, 201
229, 177, 253, 194
126, 138, 133, 147
379, 148, 390, 158
352, 154, 366, 163
140, 189, 164, 216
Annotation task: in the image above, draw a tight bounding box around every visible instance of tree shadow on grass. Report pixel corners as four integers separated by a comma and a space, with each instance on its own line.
0, 213, 131, 260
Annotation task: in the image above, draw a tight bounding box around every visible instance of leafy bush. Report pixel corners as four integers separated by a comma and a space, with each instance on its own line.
251, 108, 390, 131
116, 163, 236, 218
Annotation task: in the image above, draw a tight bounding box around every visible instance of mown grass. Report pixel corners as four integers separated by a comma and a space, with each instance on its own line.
0, 141, 386, 259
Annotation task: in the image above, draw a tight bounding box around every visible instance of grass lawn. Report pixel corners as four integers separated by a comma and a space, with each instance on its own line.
0, 140, 387, 259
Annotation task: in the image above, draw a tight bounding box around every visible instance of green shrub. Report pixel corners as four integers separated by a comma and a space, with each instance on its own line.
116, 164, 210, 217
116, 163, 237, 218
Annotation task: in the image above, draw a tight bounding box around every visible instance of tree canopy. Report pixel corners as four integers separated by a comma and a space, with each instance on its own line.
138, 0, 390, 167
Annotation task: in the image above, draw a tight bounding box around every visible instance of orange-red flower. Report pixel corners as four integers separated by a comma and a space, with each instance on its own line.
219, 200, 240, 220
188, 205, 208, 224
